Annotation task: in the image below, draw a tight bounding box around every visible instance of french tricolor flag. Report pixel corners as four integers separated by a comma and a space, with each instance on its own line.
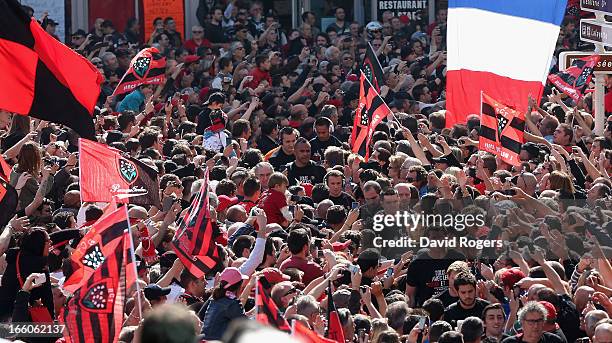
446, 0, 568, 127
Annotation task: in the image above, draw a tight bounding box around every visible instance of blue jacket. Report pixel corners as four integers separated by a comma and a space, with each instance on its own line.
199, 296, 245, 340
117, 89, 145, 112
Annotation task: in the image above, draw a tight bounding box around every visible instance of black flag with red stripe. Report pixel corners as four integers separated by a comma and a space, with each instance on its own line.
548, 55, 599, 102
112, 47, 166, 96
61, 210, 133, 343
361, 42, 384, 94
351, 72, 392, 161
255, 279, 291, 332
171, 168, 221, 279
479, 93, 525, 166
0, 0, 102, 140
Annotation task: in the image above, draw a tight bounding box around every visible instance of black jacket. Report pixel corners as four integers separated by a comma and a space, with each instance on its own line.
0, 248, 53, 321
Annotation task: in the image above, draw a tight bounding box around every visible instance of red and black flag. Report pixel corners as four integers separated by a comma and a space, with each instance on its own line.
0, 0, 102, 140
293, 320, 336, 343
79, 138, 160, 206
325, 281, 345, 343
361, 42, 384, 94
63, 206, 131, 293
548, 55, 599, 102
61, 212, 133, 343
171, 169, 221, 279
350, 72, 392, 161
479, 93, 525, 166
113, 47, 166, 96
255, 279, 291, 332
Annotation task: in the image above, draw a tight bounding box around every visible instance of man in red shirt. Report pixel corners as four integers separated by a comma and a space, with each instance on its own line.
184, 25, 211, 54
239, 176, 261, 215
245, 55, 272, 89
258, 172, 292, 226
279, 228, 323, 285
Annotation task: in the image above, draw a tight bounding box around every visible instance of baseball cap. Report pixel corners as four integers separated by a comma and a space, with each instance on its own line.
220, 267, 249, 288
184, 55, 202, 64
500, 268, 526, 289
539, 301, 558, 321
261, 267, 290, 284
203, 92, 226, 106
332, 240, 351, 252
431, 154, 461, 168
144, 284, 171, 301
217, 195, 239, 212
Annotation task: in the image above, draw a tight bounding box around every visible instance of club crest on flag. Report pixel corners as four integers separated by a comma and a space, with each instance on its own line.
133, 57, 151, 78
80, 279, 116, 313
118, 158, 138, 185
82, 244, 105, 269
496, 107, 512, 141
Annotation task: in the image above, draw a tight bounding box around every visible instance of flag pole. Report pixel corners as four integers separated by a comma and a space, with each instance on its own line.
254, 276, 259, 320
125, 204, 143, 320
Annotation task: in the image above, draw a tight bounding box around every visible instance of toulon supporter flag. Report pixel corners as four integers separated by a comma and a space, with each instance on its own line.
548, 55, 599, 102
171, 169, 221, 279
0, 0, 102, 140
113, 47, 166, 96
79, 138, 160, 206
446, 0, 567, 127
361, 42, 384, 94
255, 279, 291, 332
479, 93, 526, 166
61, 207, 134, 343
63, 207, 131, 293
351, 72, 391, 161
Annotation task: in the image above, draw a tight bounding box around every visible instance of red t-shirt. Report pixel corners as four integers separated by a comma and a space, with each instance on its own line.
280, 256, 324, 285
183, 38, 211, 54
245, 67, 272, 89
239, 200, 257, 215
258, 189, 287, 225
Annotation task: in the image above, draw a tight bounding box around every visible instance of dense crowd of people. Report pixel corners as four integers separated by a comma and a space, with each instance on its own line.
0, 1, 611, 343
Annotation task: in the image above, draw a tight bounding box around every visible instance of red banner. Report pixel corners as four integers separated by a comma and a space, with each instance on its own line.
143, 0, 185, 43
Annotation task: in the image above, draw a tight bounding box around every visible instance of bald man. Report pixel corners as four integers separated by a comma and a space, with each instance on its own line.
594, 323, 612, 343
513, 172, 538, 197
585, 311, 609, 339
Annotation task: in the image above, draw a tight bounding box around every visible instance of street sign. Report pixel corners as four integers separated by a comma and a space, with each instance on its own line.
581, 0, 612, 15
580, 19, 612, 46
559, 51, 612, 73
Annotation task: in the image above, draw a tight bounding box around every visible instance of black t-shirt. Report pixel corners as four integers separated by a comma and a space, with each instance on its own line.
501, 332, 564, 343
309, 136, 342, 158
443, 298, 490, 325
286, 161, 326, 186
256, 135, 279, 155
269, 149, 295, 171
205, 22, 226, 43
196, 107, 212, 134
405, 249, 465, 307
556, 294, 583, 343
549, 328, 567, 343
328, 192, 355, 210
435, 289, 459, 308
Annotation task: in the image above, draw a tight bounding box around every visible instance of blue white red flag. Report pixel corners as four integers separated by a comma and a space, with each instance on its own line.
446, 0, 568, 127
